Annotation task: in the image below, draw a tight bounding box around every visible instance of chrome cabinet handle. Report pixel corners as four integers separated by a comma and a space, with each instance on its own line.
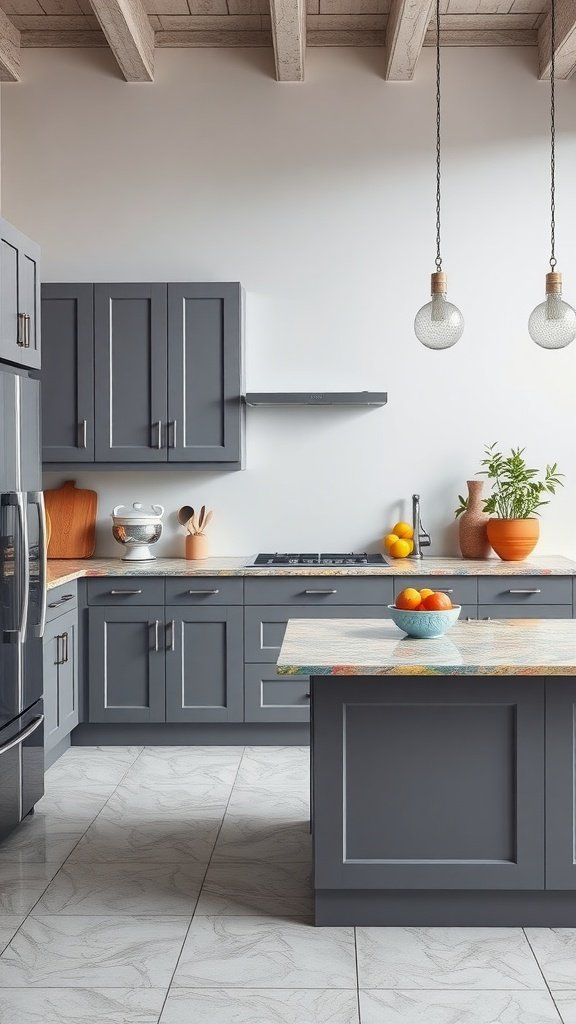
152, 420, 163, 449
63, 631, 69, 663
188, 589, 220, 596
24, 314, 31, 348
304, 589, 338, 595
167, 619, 176, 652
48, 593, 74, 609
55, 635, 62, 665
170, 420, 177, 448
507, 588, 542, 595
153, 619, 160, 652
78, 420, 87, 449
109, 589, 143, 596
17, 313, 26, 347
0, 715, 44, 757
438, 588, 454, 594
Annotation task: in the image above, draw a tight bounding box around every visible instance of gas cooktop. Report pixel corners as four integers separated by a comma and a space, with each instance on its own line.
253, 552, 387, 567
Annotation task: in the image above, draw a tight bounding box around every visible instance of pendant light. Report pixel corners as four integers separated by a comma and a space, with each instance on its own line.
528, 0, 576, 349
414, 0, 464, 350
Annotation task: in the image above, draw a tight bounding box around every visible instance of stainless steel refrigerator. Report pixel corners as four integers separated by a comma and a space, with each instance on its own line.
0, 360, 46, 840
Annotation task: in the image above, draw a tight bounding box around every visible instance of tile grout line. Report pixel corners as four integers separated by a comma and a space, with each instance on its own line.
522, 928, 565, 1022
155, 745, 247, 1024
354, 925, 362, 1023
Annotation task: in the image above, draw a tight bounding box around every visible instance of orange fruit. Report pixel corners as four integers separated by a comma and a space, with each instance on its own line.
393, 521, 414, 540
389, 538, 412, 559
396, 587, 422, 611
384, 533, 399, 552
419, 588, 434, 600
423, 592, 453, 611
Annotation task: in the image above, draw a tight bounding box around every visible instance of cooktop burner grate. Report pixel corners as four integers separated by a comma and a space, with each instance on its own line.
253, 552, 387, 567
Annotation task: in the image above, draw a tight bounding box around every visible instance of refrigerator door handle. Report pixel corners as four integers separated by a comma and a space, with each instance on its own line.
30, 491, 47, 638
1, 493, 28, 643
0, 715, 44, 757
19, 493, 30, 644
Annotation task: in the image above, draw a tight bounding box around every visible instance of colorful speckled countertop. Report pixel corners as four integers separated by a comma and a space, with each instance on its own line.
46, 555, 576, 590
277, 617, 576, 677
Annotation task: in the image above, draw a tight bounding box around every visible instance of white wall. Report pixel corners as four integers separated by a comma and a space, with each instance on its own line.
2, 45, 576, 558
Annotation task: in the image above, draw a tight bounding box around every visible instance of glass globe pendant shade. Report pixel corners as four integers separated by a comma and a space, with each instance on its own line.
528, 272, 576, 349
414, 272, 464, 350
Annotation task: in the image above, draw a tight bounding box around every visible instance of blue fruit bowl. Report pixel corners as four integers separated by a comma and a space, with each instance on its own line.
388, 604, 461, 639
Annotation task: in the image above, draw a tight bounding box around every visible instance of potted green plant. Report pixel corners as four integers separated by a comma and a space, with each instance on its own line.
456, 444, 563, 561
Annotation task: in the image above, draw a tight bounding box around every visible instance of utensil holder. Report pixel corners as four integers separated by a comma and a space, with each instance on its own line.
186, 533, 209, 560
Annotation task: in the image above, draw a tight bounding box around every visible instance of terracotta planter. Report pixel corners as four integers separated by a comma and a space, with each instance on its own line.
458, 480, 491, 559
185, 533, 209, 560
486, 518, 540, 562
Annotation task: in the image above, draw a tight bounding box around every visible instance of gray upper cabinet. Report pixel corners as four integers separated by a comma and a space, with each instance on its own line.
165, 605, 243, 722
88, 605, 166, 723
167, 283, 243, 464
0, 218, 41, 370
41, 284, 94, 462
95, 284, 168, 463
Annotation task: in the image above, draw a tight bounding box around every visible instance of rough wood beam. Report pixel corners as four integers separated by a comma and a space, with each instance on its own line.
88, 0, 154, 81
269, 0, 306, 81
0, 6, 20, 82
538, 0, 576, 79
384, 0, 434, 80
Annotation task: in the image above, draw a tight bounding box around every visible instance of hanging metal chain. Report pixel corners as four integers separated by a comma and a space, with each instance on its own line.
549, 0, 557, 269
435, 0, 442, 271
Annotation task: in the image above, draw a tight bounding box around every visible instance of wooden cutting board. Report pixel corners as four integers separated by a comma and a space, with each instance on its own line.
44, 480, 98, 559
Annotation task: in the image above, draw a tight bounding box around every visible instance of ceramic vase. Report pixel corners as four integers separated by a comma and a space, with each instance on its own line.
186, 533, 209, 560
458, 480, 491, 559
486, 518, 539, 561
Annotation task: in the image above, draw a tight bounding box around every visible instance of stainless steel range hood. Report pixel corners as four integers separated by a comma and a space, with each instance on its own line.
244, 391, 387, 407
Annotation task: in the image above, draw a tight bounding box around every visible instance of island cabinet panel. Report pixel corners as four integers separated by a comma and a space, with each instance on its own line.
313, 677, 545, 891
165, 606, 243, 722
245, 605, 392, 663
94, 284, 168, 463
88, 606, 165, 723
545, 681, 576, 889
41, 285, 94, 462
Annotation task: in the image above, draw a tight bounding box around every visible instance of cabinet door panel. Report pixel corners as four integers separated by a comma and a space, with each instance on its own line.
19, 247, 41, 368
42, 284, 94, 462
88, 606, 165, 723
245, 664, 310, 723
43, 622, 61, 748
58, 616, 78, 735
94, 284, 167, 462
0, 234, 18, 363
165, 605, 243, 722
167, 283, 242, 463
546, 680, 576, 889
43, 607, 78, 755
0, 219, 40, 370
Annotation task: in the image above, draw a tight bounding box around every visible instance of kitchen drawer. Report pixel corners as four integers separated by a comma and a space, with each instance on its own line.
478, 605, 573, 620
86, 578, 165, 606
244, 576, 393, 606
245, 664, 310, 723
478, 577, 572, 605
393, 576, 477, 605
165, 577, 243, 605
245, 604, 391, 663
46, 581, 78, 623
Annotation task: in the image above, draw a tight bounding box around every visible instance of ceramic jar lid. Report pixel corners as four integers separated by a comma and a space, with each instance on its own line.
112, 502, 165, 524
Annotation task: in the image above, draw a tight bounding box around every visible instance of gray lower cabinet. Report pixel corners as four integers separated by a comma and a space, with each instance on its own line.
43, 607, 79, 756
88, 606, 165, 723
479, 605, 573, 620
545, 680, 576, 889
245, 604, 393, 664
245, 664, 311, 723
41, 284, 94, 462
165, 606, 243, 722
0, 218, 40, 370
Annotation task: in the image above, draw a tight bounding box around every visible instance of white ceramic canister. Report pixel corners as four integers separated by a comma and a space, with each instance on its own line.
111, 502, 165, 561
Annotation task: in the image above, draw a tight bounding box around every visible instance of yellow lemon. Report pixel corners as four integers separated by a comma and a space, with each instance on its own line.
419, 588, 434, 599
393, 521, 414, 540
389, 538, 412, 559
384, 533, 399, 552
407, 539, 414, 554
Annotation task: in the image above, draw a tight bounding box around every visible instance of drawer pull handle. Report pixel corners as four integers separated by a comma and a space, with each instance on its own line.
188, 589, 220, 595
507, 588, 542, 595
48, 593, 74, 609
304, 589, 338, 595
153, 619, 160, 652
305, 692, 310, 699
109, 589, 143, 595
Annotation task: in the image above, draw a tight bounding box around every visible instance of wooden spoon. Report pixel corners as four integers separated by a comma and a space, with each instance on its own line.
201, 510, 213, 534
177, 506, 194, 528
199, 505, 206, 531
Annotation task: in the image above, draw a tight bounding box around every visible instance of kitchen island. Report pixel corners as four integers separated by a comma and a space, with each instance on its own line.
277, 616, 576, 927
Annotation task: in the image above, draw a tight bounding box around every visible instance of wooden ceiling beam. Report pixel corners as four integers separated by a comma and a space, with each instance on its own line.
88, 0, 154, 81
269, 0, 306, 81
0, 6, 20, 82
384, 0, 435, 80
538, 0, 576, 79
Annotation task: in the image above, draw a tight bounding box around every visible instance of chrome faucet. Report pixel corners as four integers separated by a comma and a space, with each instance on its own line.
412, 494, 431, 559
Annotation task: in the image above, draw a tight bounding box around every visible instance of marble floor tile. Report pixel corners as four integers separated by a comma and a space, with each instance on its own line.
0, 917, 25, 955
33, 861, 205, 916
160, 988, 359, 1023
173, 916, 356, 988
525, 930, 576, 990
0, 915, 189, 988
102, 779, 231, 819
68, 816, 221, 864
213, 814, 312, 862
31, 789, 111, 832
552, 992, 576, 1023
0, 862, 60, 914
124, 747, 241, 786
226, 787, 310, 820
356, 928, 545, 990
45, 747, 142, 788
0, 822, 83, 865
142, 745, 244, 759
195, 860, 313, 918
359, 989, 562, 1023
0, 987, 165, 1023
235, 752, 310, 790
